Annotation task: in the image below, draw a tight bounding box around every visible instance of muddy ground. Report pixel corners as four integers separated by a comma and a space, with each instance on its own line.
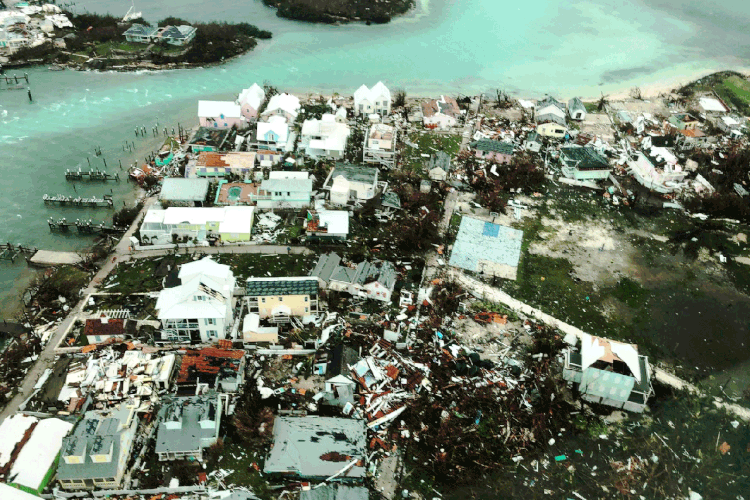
455, 183, 750, 401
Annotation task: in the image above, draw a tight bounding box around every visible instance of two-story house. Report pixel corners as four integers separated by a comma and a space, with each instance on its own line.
353, 81, 391, 116
254, 172, 312, 209
189, 151, 256, 179
237, 83, 265, 122
56, 405, 138, 490
322, 164, 380, 206
155, 394, 222, 461
363, 124, 397, 168
245, 277, 319, 323
255, 115, 290, 151
260, 93, 301, 123
155, 258, 236, 343
198, 101, 245, 130
299, 114, 351, 159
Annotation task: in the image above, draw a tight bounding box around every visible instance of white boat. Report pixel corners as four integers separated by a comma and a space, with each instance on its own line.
122, 1, 143, 22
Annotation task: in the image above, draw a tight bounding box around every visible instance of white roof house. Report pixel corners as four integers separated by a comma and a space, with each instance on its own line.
179, 256, 235, 286
0, 483, 45, 500
300, 114, 351, 159
0, 414, 38, 469
257, 115, 290, 146
354, 81, 391, 116
9, 418, 74, 494
699, 96, 727, 113
237, 83, 265, 111
261, 93, 301, 122
156, 257, 236, 343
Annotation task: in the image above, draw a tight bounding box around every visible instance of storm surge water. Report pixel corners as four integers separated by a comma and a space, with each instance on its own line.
0, 0, 749, 313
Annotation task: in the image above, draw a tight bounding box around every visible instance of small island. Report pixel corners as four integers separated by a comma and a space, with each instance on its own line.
261, 0, 415, 24
1, 8, 272, 71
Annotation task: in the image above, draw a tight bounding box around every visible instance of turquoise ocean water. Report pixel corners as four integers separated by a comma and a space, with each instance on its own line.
0, 0, 748, 313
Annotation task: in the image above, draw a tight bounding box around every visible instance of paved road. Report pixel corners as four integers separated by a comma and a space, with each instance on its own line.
0, 198, 313, 425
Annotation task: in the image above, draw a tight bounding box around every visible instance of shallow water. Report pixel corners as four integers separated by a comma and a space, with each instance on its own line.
1, 0, 749, 325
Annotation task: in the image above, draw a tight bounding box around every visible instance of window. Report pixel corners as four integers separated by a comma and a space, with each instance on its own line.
261, 297, 266, 303
207, 330, 218, 337
287, 192, 291, 196
278, 297, 283, 301
304, 297, 308, 302
204, 318, 216, 325
305, 307, 309, 313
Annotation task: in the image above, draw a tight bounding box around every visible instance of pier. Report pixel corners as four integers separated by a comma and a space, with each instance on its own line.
65, 169, 120, 182
0, 243, 36, 263
43, 194, 114, 208
28, 250, 84, 267
48, 218, 127, 235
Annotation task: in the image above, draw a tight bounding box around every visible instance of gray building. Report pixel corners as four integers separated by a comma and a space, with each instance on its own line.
155, 394, 222, 461
264, 416, 367, 480
159, 178, 210, 207
301, 484, 369, 500
56, 405, 139, 490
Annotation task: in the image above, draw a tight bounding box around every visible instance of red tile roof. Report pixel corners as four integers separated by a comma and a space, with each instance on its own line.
84, 318, 125, 338
177, 347, 244, 384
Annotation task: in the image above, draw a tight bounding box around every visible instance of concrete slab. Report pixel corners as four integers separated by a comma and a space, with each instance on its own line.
29, 250, 84, 267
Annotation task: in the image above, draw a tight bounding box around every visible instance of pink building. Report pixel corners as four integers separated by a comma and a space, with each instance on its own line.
237, 84, 266, 122
471, 139, 515, 164
198, 101, 245, 130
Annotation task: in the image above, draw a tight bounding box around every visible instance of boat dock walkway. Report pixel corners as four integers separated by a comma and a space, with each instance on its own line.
28, 250, 84, 267
65, 169, 120, 182
48, 218, 126, 235
43, 194, 114, 208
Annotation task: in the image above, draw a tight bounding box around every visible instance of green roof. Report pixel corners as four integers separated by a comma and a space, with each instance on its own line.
246, 278, 318, 296
560, 147, 609, 171
471, 139, 515, 155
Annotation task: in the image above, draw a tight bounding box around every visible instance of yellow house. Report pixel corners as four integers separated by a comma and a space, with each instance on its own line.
245, 277, 319, 323
536, 122, 567, 139
140, 206, 255, 245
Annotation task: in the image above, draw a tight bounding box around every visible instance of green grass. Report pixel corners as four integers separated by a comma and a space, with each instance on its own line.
583, 102, 600, 114
401, 132, 462, 175
213, 253, 317, 281
103, 255, 192, 294
94, 41, 144, 56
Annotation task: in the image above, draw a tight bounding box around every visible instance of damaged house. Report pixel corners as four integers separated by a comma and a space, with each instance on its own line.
323, 164, 380, 206
245, 277, 320, 324
155, 394, 222, 461
311, 255, 397, 303
264, 416, 367, 480
559, 146, 612, 181
155, 257, 236, 344
563, 333, 654, 413
176, 347, 246, 395
56, 404, 139, 490
449, 216, 523, 280
363, 123, 397, 169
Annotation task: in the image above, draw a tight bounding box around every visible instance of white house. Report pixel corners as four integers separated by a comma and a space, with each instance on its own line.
354, 81, 391, 116
261, 93, 301, 123
421, 95, 461, 129
255, 172, 313, 209
326, 260, 398, 303
237, 83, 265, 122
299, 114, 351, 159
363, 124, 397, 168
535, 97, 567, 125
255, 115, 290, 151
139, 206, 255, 245
568, 97, 587, 121
198, 101, 245, 130
322, 164, 380, 206
155, 257, 236, 343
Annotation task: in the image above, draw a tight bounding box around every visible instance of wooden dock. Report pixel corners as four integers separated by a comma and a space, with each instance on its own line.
48, 218, 126, 235
65, 169, 120, 182
43, 194, 114, 208
28, 250, 84, 267
0, 243, 36, 263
